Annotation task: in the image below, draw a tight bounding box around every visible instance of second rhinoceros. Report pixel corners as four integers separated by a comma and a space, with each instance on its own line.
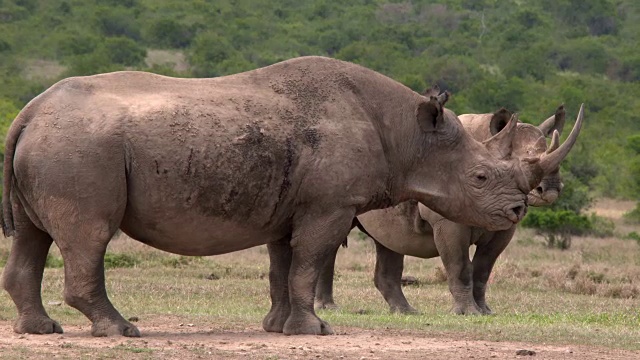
314, 104, 583, 315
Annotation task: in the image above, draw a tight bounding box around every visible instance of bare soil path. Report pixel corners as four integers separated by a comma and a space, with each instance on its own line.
0, 320, 637, 359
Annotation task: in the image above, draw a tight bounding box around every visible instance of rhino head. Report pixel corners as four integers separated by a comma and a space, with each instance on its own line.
398, 86, 532, 231
461, 104, 583, 208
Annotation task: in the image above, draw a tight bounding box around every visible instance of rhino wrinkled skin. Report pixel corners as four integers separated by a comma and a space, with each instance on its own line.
1, 56, 531, 337
314, 104, 584, 315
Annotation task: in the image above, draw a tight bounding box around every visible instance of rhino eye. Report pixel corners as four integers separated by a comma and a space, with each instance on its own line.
476, 174, 487, 182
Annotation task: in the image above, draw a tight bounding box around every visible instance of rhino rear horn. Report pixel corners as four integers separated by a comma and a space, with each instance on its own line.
482, 112, 519, 159
540, 104, 584, 173
546, 130, 560, 154
538, 104, 566, 137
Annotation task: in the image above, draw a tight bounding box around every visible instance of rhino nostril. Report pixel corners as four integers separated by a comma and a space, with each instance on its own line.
510, 205, 525, 220
536, 186, 543, 194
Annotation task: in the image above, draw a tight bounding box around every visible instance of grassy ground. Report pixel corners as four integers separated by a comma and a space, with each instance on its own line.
0, 200, 639, 358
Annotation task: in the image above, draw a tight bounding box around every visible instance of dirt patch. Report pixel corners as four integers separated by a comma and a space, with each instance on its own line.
0, 320, 637, 359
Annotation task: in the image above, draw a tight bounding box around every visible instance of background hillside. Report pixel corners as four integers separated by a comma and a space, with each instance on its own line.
0, 0, 639, 203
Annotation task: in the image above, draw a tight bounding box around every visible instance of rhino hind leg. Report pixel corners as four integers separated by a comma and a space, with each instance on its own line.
263, 237, 293, 333
372, 240, 418, 314
57, 219, 139, 337
313, 245, 340, 310
281, 207, 355, 335
1, 200, 63, 335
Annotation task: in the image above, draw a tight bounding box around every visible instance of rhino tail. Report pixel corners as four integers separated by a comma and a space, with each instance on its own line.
2, 112, 28, 238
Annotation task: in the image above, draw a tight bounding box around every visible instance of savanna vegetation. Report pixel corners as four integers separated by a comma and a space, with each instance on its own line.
0, 0, 639, 237
0, 225, 639, 357
0, 2, 639, 356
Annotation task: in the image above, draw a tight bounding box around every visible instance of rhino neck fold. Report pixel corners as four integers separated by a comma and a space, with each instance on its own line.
346, 74, 429, 205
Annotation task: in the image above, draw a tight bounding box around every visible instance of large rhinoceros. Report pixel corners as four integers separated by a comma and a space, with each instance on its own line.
1, 56, 533, 337
314, 104, 583, 314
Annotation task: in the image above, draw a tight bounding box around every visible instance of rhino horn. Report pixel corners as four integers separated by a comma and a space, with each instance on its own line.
482, 112, 518, 159
539, 104, 566, 137
539, 104, 584, 173
546, 130, 560, 154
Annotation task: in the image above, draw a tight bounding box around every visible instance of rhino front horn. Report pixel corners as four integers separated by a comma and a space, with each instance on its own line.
540, 103, 584, 173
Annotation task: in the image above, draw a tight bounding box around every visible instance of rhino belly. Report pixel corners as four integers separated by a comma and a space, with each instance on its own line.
358, 209, 439, 259
120, 207, 283, 256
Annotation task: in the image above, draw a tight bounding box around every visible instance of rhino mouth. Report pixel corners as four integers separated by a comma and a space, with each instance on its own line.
503, 200, 528, 225
527, 189, 559, 207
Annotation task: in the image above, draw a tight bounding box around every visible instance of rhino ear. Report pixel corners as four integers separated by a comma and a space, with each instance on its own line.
422, 85, 450, 107
437, 90, 450, 106
538, 104, 566, 137
416, 96, 443, 132
483, 113, 518, 159
489, 108, 512, 136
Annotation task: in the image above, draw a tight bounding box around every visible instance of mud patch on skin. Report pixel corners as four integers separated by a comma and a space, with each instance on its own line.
302, 128, 322, 149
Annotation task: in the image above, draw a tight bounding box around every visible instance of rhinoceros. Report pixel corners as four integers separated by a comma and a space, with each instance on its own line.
314, 104, 583, 314
1, 56, 532, 337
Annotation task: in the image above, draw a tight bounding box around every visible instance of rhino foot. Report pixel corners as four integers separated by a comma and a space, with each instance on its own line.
314, 300, 339, 311
478, 304, 493, 315
262, 311, 287, 333
283, 315, 334, 335
453, 304, 482, 315
14, 315, 63, 335
91, 319, 140, 337
391, 305, 420, 315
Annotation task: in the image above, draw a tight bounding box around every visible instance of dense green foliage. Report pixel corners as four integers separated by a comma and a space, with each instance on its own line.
0, 0, 638, 204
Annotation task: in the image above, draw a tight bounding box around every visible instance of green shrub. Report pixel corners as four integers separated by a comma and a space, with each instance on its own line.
104, 253, 138, 269
624, 231, 640, 245
45, 254, 64, 268
623, 203, 640, 224
102, 37, 146, 66
145, 18, 194, 48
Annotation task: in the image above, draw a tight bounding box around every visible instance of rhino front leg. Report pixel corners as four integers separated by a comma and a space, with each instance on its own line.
314, 245, 340, 310
282, 207, 355, 335
263, 236, 293, 333
373, 240, 418, 314
433, 221, 480, 315
1, 199, 63, 335
472, 226, 516, 315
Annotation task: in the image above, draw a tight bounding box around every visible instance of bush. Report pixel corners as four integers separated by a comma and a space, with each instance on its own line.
624, 231, 640, 245
102, 37, 146, 66
521, 171, 609, 250
45, 254, 64, 268
623, 203, 640, 224
145, 18, 194, 48
104, 253, 138, 268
